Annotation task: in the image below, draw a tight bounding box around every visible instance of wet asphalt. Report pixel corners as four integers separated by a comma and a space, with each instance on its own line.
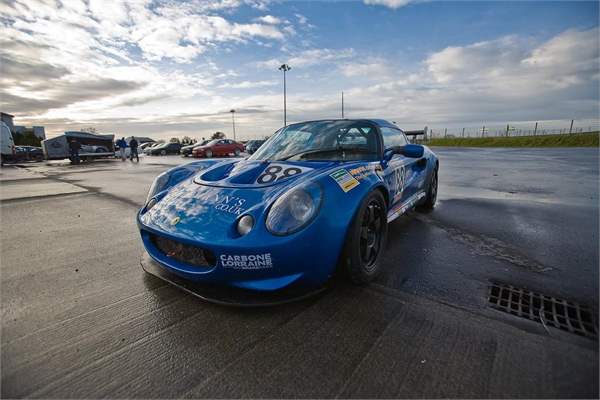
1, 147, 598, 398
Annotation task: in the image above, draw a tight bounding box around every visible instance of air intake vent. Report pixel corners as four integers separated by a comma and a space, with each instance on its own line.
151, 234, 216, 268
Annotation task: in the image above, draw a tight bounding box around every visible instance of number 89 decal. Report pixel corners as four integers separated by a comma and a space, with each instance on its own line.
256, 163, 312, 184
393, 164, 406, 201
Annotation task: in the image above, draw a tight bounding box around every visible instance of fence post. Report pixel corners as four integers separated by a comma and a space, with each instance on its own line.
462, 127, 465, 137
444, 128, 447, 138
534, 122, 538, 136
505, 124, 510, 137
482, 125, 485, 137
569, 119, 574, 134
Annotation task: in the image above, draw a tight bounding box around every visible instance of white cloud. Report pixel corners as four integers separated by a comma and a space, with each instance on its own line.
363, 0, 419, 9
218, 80, 278, 89
0, 0, 292, 123
339, 61, 391, 78
254, 15, 281, 24
254, 48, 355, 69
1, 0, 597, 140
339, 27, 600, 126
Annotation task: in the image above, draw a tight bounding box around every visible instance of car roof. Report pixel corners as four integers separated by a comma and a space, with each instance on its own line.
286, 119, 400, 130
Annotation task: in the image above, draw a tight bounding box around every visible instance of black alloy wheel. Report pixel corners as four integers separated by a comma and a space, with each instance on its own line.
339, 190, 388, 284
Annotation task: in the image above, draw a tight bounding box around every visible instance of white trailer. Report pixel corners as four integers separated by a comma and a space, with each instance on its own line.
42, 131, 115, 162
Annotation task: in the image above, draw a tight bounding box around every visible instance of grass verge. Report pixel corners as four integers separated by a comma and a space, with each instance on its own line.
425, 132, 599, 147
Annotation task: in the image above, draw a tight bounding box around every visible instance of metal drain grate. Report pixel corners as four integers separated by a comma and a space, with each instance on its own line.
488, 283, 598, 339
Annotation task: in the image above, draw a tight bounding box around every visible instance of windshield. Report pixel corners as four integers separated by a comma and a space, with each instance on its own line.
249, 120, 380, 162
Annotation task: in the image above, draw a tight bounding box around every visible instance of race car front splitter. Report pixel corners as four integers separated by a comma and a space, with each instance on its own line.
140, 253, 328, 307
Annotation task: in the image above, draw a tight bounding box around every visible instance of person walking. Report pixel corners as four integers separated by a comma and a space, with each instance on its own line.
69, 139, 81, 164
116, 137, 127, 161
129, 137, 139, 162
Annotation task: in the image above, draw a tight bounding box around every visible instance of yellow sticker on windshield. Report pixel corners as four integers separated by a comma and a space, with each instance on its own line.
330, 169, 360, 192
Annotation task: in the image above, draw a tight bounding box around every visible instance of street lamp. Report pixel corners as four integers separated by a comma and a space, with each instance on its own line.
278, 63, 291, 126
230, 109, 236, 141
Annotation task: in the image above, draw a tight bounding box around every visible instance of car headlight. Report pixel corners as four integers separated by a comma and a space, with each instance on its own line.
266, 183, 322, 235
146, 172, 169, 203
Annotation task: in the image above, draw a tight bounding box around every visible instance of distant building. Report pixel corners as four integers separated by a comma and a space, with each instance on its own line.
1, 112, 46, 140
1, 112, 14, 132
14, 125, 46, 140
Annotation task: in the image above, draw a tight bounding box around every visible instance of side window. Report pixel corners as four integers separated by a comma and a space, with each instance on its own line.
380, 127, 407, 148
338, 127, 368, 146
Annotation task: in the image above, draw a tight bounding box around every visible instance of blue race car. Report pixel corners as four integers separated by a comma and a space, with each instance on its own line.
138, 119, 438, 304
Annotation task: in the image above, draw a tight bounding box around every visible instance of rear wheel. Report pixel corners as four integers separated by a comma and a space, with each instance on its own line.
205, 149, 213, 158
339, 190, 388, 284
418, 168, 438, 211
234, 148, 241, 157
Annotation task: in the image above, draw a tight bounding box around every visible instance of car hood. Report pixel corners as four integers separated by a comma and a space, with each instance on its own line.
140, 158, 344, 242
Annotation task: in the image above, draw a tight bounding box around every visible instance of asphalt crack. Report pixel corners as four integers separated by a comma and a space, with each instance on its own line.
415, 214, 554, 273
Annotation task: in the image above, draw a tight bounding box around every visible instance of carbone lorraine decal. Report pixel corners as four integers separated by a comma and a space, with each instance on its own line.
220, 254, 273, 269
197, 192, 247, 215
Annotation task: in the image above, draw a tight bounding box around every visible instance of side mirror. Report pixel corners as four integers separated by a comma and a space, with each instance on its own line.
384, 144, 424, 161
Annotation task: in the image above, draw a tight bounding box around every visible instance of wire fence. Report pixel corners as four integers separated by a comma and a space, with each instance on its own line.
426, 120, 600, 139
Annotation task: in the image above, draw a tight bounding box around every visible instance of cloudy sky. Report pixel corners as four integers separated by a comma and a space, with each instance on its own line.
1, 0, 598, 140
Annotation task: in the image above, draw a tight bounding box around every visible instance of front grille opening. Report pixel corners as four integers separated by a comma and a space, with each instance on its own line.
151, 234, 216, 268
488, 283, 598, 339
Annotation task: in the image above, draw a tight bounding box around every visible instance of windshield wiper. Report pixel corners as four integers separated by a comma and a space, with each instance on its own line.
276, 147, 371, 161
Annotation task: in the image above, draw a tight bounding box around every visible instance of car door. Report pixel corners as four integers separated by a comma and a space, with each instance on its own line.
217, 140, 229, 155
380, 127, 424, 209
225, 139, 236, 155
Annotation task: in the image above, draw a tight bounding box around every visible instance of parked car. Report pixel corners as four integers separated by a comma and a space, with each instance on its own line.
245, 139, 265, 154
15, 146, 44, 161
143, 143, 161, 155
139, 142, 155, 151
149, 142, 181, 155
181, 140, 209, 157
192, 139, 244, 158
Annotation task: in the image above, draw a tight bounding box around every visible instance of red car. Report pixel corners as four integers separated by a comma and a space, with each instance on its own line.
192, 139, 245, 158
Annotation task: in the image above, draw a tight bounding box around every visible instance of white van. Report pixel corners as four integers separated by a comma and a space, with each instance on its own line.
1, 121, 16, 165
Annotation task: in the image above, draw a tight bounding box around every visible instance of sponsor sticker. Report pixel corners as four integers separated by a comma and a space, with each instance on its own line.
220, 253, 273, 269
348, 164, 381, 181
196, 192, 247, 216
330, 169, 360, 192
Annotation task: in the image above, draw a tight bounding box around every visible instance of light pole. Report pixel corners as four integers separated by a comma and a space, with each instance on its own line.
278, 64, 291, 126
230, 109, 236, 141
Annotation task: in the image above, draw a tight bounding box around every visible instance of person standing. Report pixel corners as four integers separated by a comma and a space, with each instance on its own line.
69, 139, 81, 164
117, 137, 127, 161
129, 137, 139, 162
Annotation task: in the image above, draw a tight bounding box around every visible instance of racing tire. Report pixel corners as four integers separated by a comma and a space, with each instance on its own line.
417, 168, 438, 212
234, 148, 241, 157
340, 190, 388, 285
205, 150, 213, 158
160, 150, 166, 156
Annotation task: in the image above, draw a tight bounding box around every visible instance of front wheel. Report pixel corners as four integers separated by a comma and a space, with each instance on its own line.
234, 148, 241, 157
339, 190, 388, 285
418, 168, 438, 211
160, 150, 166, 156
